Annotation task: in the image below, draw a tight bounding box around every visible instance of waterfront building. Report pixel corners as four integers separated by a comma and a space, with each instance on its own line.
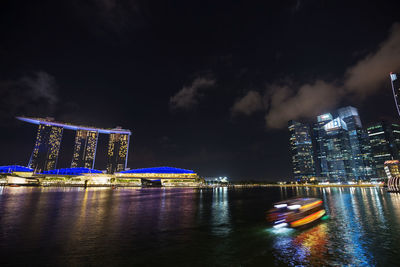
0, 165, 33, 174
385, 160, 400, 192
204, 176, 229, 185
0, 165, 36, 185
39, 167, 113, 186
29, 123, 63, 172
367, 122, 400, 178
390, 72, 400, 117
106, 132, 130, 173
116, 166, 200, 186
288, 121, 316, 181
41, 167, 102, 175
0, 165, 201, 187
71, 130, 99, 169
17, 116, 131, 172
312, 107, 374, 182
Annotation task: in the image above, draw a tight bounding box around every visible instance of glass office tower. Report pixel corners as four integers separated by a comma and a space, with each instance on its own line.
71, 130, 99, 169
318, 116, 352, 182
313, 113, 333, 179
106, 133, 130, 173
368, 122, 400, 178
29, 124, 63, 172
337, 106, 375, 180
313, 106, 374, 182
288, 121, 316, 181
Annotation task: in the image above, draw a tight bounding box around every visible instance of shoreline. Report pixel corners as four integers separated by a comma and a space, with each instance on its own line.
0, 183, 384, 188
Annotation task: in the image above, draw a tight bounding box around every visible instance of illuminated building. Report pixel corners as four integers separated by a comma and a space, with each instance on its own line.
337, 107, 375, 180
0, 165, 33, 174
288, 121, 316, 181
71, 130, 99, 169
29, 123, 63, 172
0, 165, 36, 185
116, 166, 200, 186
367, 122, 400, 178
390, 72, 400, 117
41, 167, 102, 175
17, 116, 131, 172
384, 160, 400, 192
106, 132, 130, 173
312, 107, 374, 182
314, 114, 352, 182
313, 113, 334, 179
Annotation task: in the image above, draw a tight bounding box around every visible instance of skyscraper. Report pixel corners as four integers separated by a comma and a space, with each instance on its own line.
390, 72, 400, 117
337, 107, 375, 180
71, 130, 99, 169
18, 116, 132, 173
316, 115, 352, 182
106, 132, 130, 173
367, 122, 400, 178
313, 113, 333, 179
313, 106, 374, 182
29, 123, 63, 172
288, 121, 316, 181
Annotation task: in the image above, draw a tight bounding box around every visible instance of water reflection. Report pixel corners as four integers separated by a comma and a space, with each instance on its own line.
211, 187, 231, 236
272, 223, 329, 266
1, 187, 400, 266
270, 187, 400, 266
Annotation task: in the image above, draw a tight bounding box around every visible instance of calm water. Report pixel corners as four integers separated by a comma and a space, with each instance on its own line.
1, 186, 400, 266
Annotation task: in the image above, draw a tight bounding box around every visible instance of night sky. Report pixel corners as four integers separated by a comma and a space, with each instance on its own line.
1, 0, 400, 180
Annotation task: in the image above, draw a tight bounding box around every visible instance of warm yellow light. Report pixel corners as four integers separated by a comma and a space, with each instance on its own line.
290, 209, 326, 228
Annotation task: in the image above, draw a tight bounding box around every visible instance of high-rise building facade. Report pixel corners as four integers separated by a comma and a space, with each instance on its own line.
385, 160, 400, 192
367, 122, 400, 178
313, 113, 333, 179
314, 115, 352, 182
71, 130, 99, 169
337, 107, 375, 180
107, 133, 130, 173
18, 116, 131, 173
390, 72, 400, 117
288, 121, 316, 181
29, 124, 63, 172
311, 106, 374, 182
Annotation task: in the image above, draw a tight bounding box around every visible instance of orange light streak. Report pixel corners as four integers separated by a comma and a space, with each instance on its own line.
290, 209, 326, 228
300, 200, 322, 210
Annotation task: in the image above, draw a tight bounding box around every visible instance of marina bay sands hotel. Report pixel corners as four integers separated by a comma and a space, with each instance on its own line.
17, 116, 131, 174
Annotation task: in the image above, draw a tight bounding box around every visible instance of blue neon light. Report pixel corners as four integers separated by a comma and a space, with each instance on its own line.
119, 166, 195, 174
41, 167, 102, 175
0, 165, 33, 173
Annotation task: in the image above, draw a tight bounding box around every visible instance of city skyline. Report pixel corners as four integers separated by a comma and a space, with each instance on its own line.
1, 1, 400, 180
290, 106, 377, 182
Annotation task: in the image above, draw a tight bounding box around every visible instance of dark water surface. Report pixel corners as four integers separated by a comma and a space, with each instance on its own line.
1, 186, 400, 266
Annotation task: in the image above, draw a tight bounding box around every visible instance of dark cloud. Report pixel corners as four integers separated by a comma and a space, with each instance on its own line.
169, 76, 216, 110
0, 71, 58, 120
232, 23, 400, 128
265, 81, 341, 128
344, 23, 400, 95
231, 91, 264, 116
